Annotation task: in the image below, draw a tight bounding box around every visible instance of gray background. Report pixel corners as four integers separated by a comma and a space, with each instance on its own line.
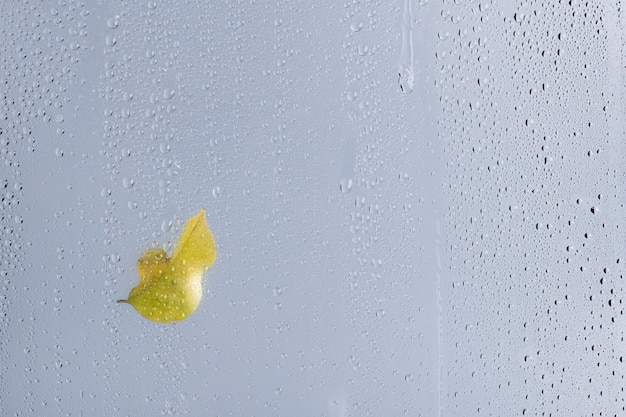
1, 0, 624, 416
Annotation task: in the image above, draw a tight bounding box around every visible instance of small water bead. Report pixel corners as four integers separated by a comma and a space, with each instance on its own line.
106, 16, 120, 29
350, 21, 363, 32
339, 178, 353, 193
163, 88, 175, 100
122, 178, 134, 189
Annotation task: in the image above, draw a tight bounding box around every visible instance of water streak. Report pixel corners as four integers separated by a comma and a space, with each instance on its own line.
398, 0, 415, 93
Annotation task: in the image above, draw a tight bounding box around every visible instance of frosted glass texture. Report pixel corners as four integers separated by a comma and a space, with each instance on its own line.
1, 1, 624, 416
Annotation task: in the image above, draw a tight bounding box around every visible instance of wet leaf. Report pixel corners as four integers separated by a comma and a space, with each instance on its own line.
118, 209, 216, 323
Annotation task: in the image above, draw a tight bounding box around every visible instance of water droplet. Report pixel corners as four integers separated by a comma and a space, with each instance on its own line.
339, 178, 353, 194
122, 178, 134, 189
398, 68, 414, 93
106, 16, 120, 29
163, 88, 175, 100
350, 21, 363, 32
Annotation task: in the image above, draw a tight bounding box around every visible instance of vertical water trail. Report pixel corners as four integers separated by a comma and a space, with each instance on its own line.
398, 0, 415, 93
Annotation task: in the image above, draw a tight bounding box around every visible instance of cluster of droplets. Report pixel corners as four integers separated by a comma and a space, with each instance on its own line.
0, 1, 95, 414
99, 2, 184, 220
436, 0, 624, 415
336, 0, 450, 415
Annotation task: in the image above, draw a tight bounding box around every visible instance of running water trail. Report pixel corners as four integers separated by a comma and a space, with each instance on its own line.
398, 0, 415, 93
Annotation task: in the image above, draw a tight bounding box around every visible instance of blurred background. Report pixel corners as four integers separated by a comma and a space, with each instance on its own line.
1, 1, 624, 415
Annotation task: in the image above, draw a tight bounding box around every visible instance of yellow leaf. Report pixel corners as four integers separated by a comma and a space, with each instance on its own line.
118, 209, 217, 323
